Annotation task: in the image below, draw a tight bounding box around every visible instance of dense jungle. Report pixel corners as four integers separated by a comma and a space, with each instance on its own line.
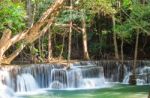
0, 0, 150, 64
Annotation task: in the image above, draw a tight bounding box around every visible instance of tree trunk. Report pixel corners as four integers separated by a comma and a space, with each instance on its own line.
121, 38, 124, 64
2, 22, 53, 64
2, 44, 26, 64
26, 0, 34, 27
140, 0, 148, 4
38, 37, 42, 57
119, 38, 124, 82
67, 0, 73, 67
67, 21, 72, 65
29, 44, 35, 63
26, 0, 36, 63
0, 0, 65, 65
112, 15, 119, 60
129, 29, 139, 85
48, 28, 53, 62
59, 34, 65, 61
82, 10, 90, 60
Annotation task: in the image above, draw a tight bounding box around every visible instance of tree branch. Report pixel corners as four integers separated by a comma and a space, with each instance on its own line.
0, 0, 65, 64
1, 19, 54, 64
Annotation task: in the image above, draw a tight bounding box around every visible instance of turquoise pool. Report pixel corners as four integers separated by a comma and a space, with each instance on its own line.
22, 84, 150, 98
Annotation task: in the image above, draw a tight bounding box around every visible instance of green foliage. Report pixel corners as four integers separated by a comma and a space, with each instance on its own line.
0, 0, 26, 33
129, 3, 150, 31
115, 1, 150, 42
115, 22, 132, 42
56, 10, 81, 23
81, 0, 116, 16
89, 40, 109, 54
34, 0, 54, 22
122, 0, 132, 8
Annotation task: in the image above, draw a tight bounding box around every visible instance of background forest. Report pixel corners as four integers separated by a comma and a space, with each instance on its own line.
0, 0, 150, 64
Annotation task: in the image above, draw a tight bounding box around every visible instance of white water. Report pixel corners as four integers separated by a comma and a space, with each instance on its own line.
1, 62, 149, 97
16, 73, 39, 92
123, 66, 150, 85
123, 72, 132, 84
67, 68, 83, 88
0, 70, 16, 98
0, 83, 15, 98
1, 63, 108, 95
49, 66, 106, 89
81, 78, 106, 88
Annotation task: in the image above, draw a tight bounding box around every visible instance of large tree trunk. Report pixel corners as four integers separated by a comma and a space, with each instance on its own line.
1, 22, 53, 64
0, 0, 65, 65
112, 15, 119, 60
82, 10, 90, 60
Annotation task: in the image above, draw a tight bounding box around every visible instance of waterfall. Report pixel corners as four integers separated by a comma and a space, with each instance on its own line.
50, 69, 67, 89
0, 63, 107, 92
0, 60, 149, 95
80, 66, 106, 88
67, 68, 83, 88
0, 70, 15, 98
93, 60, 150, 84
16, 73, 38, 92
0, 70, 11, 86
123, 66, 150, 85
81, 78, 105, 88
0, 83, 15, 98
49, 65, 105, 89
123, 72, 132, 84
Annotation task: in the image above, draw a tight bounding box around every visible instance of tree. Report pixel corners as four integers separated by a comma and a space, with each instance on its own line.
0, 0, 65, 64
48, 28, 53, 62
81, 0, 117, 59
81, 9, 90, 60
112, 15, 119, 60
115, 1, 150, 84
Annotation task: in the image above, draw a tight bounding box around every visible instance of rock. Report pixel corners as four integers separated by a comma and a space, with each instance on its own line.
129, 75, 137, 85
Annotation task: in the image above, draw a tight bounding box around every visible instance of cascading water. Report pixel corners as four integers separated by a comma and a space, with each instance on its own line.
50, 69, 68, 89
123, 66, 150, 85
79, 65, 106, 89
67, 68, 83, 88
49, 64, 106, 89
16, 73, 39, 92
0, 60, 150, 97
0, 70, 15, 98
93, 60, 150, 85
0, 62, 107, 94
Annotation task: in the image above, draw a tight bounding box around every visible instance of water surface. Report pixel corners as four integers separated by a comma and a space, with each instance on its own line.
21, 84, 150, 98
